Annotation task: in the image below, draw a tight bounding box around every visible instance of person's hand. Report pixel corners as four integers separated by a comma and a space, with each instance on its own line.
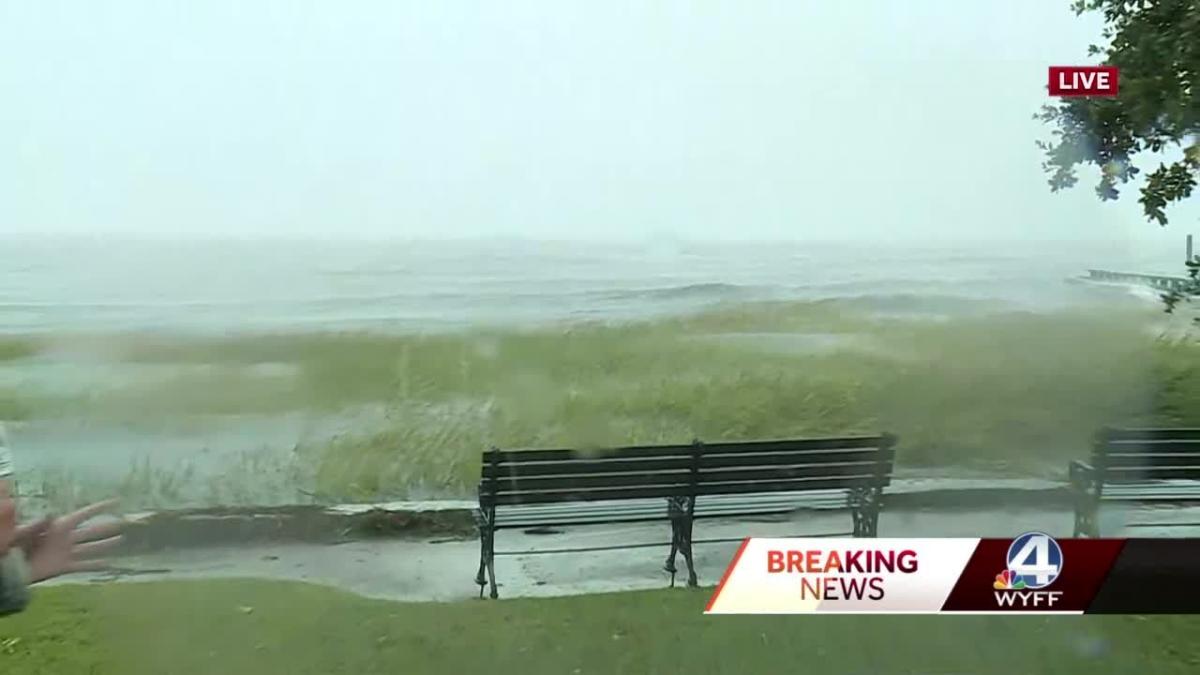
0, 498, 15, 555
15, 500, 125, 583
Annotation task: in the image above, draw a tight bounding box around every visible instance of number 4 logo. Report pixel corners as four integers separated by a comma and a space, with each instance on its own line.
1006, 532, 1063, 589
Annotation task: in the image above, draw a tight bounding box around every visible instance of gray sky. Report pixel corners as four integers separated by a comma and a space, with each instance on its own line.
2, 1, 1197, 245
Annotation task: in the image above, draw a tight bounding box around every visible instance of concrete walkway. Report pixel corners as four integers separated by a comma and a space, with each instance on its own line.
48, 499, 1200, 603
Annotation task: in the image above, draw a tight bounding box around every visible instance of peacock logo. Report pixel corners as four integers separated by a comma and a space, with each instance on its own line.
993, 569, 1026, 590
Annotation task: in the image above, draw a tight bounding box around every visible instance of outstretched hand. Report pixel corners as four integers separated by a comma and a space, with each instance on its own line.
13, 500, 125, 583
0, 498, 15, 555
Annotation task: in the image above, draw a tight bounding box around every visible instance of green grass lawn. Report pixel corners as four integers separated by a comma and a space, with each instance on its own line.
2, 580, 1199, 674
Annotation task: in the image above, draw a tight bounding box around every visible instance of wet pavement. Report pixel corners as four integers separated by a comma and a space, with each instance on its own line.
46, 499, 1200, 603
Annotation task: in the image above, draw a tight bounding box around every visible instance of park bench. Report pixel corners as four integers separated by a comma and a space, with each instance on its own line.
474, 433, 898, 598
1070, 427, 1200, 537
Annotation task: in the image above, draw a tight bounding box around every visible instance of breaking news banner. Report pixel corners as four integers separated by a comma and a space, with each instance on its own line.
705, 534, 1200, 615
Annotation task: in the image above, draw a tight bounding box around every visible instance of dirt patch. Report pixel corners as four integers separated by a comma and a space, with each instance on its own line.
117, 503, 476, 554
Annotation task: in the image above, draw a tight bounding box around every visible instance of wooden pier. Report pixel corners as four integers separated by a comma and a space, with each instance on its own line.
1085, 269, 1192, 292
1080, 236, 1197, 294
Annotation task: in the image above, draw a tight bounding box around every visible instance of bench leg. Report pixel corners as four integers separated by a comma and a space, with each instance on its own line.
474, 515, 486, 596
1069, 463, 1102, 538
475, 506, 498, 599
1072, 488, 1101, 538
664, 538, 678, 587
681, 513, 698, 587
664, 497, 683, 586
667, 519, 697, 587
485, 549, 498, 600
1073, 506, 1099, 538
666, 496, 697, 587
475, 554, 486, 598
849, 486, 881, 537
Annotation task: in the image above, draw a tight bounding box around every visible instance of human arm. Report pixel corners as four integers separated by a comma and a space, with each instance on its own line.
0, 499, 31, 617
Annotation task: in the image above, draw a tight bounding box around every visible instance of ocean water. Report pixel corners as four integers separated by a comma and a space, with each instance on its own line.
0, 236, 1180, 335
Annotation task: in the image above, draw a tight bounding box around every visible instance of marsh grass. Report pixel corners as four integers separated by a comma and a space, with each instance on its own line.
0, 389, 32, 421
0, 335, 39, 362
301, 309, 1188, 499
18, 450, 315, 514
3, 300, 1197, 507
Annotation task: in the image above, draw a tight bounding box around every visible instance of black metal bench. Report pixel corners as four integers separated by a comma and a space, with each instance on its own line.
1070, 427, 1200, 537
474, 433, 897, 598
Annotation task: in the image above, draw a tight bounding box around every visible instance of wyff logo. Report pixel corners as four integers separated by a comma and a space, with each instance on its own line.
993, 532, 1066, 608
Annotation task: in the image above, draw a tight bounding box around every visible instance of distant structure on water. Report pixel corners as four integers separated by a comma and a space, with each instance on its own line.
1081, 234, 1196, 293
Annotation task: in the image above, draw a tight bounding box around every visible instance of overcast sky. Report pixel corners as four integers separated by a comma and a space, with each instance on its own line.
2, 1, 1197, 246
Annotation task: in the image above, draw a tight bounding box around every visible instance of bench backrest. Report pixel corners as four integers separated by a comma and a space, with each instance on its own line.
478, 434, 897, 507
1093, 428, 1200, 483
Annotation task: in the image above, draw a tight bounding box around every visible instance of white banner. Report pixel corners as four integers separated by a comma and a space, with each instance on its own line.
705, 538, 980, 614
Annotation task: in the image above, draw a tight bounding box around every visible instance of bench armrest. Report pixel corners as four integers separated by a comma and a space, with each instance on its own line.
1068, 460, 1098, 490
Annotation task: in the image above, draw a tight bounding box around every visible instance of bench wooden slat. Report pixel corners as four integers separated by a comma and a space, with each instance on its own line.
698, 464, 888, 485
483, 456, 693, 478
482, 447, 894, 479
483, 435, 889, 465
491, 491, 850, 529
695, 436, 891, 454
486, 461, 892, 494
1102, 483, 1200, 498
484, 443, 696, 464
1102, 428, 1200, 442
1102, 447, 1200, 458
484, 446, 892, 478
1099, 454, 1200, 470
697, 477, 883, 497
487, 484, 690, 505
1099, 440, 1200, 455
487, 471, 692, 492
485, 475, 884, 506
700, 448, 894, 469
1102, 466, 1200, 482
1092, 430, 1200, 485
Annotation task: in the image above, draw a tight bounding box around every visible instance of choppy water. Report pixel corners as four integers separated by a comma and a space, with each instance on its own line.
0, 236, 1181, 334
